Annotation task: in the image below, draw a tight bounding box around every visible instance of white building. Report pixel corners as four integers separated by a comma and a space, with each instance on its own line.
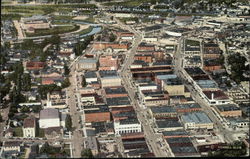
114, 118, 142, 136
101, 76, 122, 88
138, 84, 158, 92
39, 108, 60, 128
23, 117, 36, 138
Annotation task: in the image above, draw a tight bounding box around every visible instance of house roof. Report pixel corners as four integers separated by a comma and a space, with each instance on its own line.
23, 117, 36, 128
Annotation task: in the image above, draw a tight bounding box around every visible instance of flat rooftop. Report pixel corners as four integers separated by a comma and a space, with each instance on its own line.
175, 103, 201, 110
182, 112, 213, 124
150, 106, 176, 114
215, 104, 241, 112
162, 130, 189, 136
156, 119, 183, 128
106, 97, 131, 106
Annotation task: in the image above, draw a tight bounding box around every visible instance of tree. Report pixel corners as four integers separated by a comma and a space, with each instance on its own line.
82, 76, 87, 87
20, 105, 30, 113
64, 64, 70, 76
65, 114, 72, 131
0, 114, 3, 122
81, 149, 94, 158
61, 78, 71, 88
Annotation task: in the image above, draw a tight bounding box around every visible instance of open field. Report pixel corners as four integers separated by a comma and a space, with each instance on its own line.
26, 25, 80, 37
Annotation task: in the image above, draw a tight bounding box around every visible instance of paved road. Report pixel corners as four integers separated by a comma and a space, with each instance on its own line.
173, 36, 237, 144
101, 9, 172, 157
67, 64, 84, 158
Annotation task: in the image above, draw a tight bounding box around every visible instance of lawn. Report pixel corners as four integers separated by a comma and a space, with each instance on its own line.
103, 0, 159, 7
37, 128, 45, 138
26, 25, 80, 37
13, 127, 23, 137
186, 39, 200, 46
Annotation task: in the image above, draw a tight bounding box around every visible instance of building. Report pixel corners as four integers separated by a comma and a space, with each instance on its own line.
26, 61, 45, 71
140, 90, 169, 106
114, 118, 142, 136
39, 108, 60, 128
3, 141, 22, 153
107, 96, 131, 108
84, 71, 98, 83
99, 55, 119, 70
202, 90, 231, 105
104, 86, 128, 98
162, 77, 186, 96
214, 104, 242, 117
84, 105, 110, 123
92, 42, 129, 51
23, 117, 36, 138
99, 70, 122, 87
203, 43, 221, 59
162, 130, 189, 139
181, 112, 213, 130
175, 103, 202, 113
77, 58, 97, 71
166, 137, 200, 157
155, 119, 183, 132
137, 43, 155, 51
149, 106, 177, 119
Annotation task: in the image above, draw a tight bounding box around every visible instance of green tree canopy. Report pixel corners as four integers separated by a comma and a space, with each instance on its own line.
81, 149, 94, 158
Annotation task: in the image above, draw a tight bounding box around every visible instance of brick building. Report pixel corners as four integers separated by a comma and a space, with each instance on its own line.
99, 55, 119, 70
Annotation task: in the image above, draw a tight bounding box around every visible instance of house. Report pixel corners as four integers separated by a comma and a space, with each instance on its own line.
23, 117, 36, 138
181, 112, 214, 130
3, 141, 22, 153
39, 108, 60, 128
26, 61, 45, 71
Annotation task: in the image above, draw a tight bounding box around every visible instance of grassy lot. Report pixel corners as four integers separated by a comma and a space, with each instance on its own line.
53, 15, 76, 21
37, 128, 45, 138
103, 0, 160, 7
186, 39, 200, 46
74, 26, 93, 35
118, 17, 139, 23
1, 4, 97, 15
13, 127, 23, 137
26, 25, 80, 37
1, 14, 22, 20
